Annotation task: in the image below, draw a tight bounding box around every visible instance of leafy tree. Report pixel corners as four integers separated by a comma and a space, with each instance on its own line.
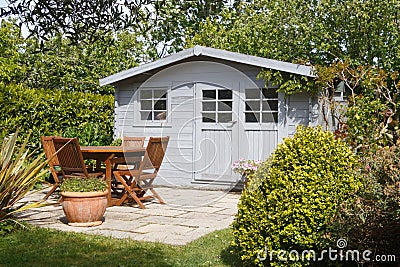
316, 61, 400, 150
22, 32, 142, 94
0, 18, 143, 94
139, 0, 229, 59
0, 19, 26, 84
190, 0, 400, 70
0, 0, 151, 45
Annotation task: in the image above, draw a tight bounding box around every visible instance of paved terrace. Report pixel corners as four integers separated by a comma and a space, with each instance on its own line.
17, 187, 241, 245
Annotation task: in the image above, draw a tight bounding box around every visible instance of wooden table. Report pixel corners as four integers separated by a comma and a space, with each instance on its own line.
80, 146, 146, 206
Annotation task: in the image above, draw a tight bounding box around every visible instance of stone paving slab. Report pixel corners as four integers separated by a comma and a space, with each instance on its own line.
16, 187, 241, 246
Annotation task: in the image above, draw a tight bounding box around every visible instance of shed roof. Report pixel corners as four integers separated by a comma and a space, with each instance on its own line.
99, 45, 315, 86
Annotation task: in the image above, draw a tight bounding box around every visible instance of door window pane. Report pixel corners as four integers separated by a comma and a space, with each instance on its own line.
262, 88, 278, 98
246, 89, 260, 99
202, 89, 233, 123
262, 100, 278, 111
245, 112, 259, 123
246, 101, 260, 111
218, 90, 232, 99
218, 113, 232, 123
202, 113, 216, 122
203, 90, 216, 99
203, 102, 216, 111
245, 88, 278, 123
218, 101, 232, 111
262, 112, 278, 123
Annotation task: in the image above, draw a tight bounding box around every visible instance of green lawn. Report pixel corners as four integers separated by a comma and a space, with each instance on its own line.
0, 226, 242, 267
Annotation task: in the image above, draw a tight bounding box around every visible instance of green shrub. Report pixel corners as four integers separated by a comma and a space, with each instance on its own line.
0, 132, 48, 223
232, 126, 361, 266
60, 177, 107, 193
0, 83, 114, 151
332, 144, 400, 260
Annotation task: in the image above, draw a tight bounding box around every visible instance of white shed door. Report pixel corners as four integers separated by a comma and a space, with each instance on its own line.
193, 83, 239, 183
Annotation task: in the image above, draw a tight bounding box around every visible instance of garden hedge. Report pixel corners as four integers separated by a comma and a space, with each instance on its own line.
0, 82, 114, 150
232, 126, 361, 266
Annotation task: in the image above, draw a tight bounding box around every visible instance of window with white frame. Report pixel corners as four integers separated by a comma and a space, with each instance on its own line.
245, 88, 278, 123
202, 89, 233, 123
139, 88, 168, 121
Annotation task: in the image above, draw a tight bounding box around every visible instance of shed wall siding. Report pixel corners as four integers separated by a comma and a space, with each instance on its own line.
287, 92, 310, 136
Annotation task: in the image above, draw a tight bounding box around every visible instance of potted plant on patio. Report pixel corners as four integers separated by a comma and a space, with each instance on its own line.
60, 177, 108, 227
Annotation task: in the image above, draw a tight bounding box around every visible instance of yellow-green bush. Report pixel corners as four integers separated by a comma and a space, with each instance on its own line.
232, 126, 361, 266
0, 83, 114, 150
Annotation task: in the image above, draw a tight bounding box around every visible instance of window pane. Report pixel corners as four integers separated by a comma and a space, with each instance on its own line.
202, 113, 216, 122
218, 113, 232, 122
245, 112, 259, 123
262, 100, 278, 111
141, 100, 152, 110
154, 89, 167, 99
140, 111, 152, 120
246, 100, 260, 111
218, 101, 232, 111
140, 90, 152, 99
203, 90, 216, 99
262, 112, 278, 123
154, 100, 167, 110
202, 102, 216, 111
218, 90, 232, 99
245, 89, 260, 99
154, 111, 167, 120
262, 88, 278, 99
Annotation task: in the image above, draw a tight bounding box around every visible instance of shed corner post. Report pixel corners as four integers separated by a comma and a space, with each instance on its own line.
277, 92, 288, 144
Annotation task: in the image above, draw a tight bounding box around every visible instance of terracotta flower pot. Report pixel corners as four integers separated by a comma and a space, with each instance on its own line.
61, 190, 108, 227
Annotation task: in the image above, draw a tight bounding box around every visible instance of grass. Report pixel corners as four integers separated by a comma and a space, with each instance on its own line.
0, 225, 242, 267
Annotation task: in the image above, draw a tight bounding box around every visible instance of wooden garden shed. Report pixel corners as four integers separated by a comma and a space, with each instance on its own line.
100, 46, 318, 188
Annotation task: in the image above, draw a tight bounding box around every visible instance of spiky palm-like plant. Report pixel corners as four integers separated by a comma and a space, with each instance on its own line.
0, 132, 48, 222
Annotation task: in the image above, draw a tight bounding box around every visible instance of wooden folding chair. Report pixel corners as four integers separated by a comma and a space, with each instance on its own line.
111, 137, 145, 195
41, 136, 63, 200
112, 136, 145, 170
52, 137, 103, 179
113, 136, 169, 208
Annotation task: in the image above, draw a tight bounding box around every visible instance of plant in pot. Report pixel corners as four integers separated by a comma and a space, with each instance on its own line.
60, 177, 108, 227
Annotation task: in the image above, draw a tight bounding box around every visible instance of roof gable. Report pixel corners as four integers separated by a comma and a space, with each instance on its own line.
99, 46, 315, 86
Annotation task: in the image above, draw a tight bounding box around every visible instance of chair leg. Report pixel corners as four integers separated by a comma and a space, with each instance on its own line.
43, 183, 59, 200
138, 178, 165, 205
150, 188, 165, 204
114, 172, 146, 208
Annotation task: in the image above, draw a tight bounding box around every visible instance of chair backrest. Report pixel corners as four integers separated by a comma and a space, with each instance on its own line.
41, 136, 60, 167
122, 136, 145, 148
140, 136, 169, 172
52, 137, 89, 177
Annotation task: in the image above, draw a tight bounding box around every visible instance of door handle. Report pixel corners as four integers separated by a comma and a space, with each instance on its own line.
229, 120, 237, 126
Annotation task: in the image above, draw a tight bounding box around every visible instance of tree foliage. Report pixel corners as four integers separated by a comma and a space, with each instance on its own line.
23, 32, 142, 94
0, 19, 25, 84
0, 21, 142, 94
0, 0, 152, 45
138, 0, 228, 58
316, 61, 400, 150
190, 0, 400, 70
